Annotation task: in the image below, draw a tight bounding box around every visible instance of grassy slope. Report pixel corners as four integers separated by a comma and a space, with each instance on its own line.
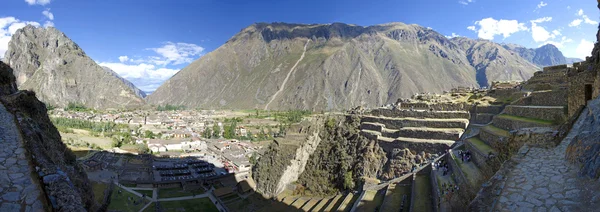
496, 114, 554, 125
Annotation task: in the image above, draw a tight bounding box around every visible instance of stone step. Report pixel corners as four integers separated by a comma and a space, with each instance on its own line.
465, 137, 496, 168
360, 129, 381, 140
301, 198, 321, 211
359, 122, 385, 131
322, 195, 344, 212
379, 182, 412, 212
492, 114, 555, 131
503, 105, 566, 122
479, 125, 510, 147
361, 115, 469, 129
283, 196, 300, 205
448, 147, 482, 189
336, 193, 356, 211
310, 198, 330, 212
291, 197, 310, 209
377, 136, 456, 146
394, 127, 464, 141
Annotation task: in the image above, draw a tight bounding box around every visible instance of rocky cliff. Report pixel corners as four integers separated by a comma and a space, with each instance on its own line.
0, 61, 94, 210
502, 43, 569, 67
148, 22, 539, 110
102, 66, 147, 98
3, 25, 145, 109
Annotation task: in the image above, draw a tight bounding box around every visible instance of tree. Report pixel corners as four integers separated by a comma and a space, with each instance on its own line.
202, 128, 212, 139
137, 144, 150, 154
212, 124, 221, 138
224, 122, 237, 139
144, 130, 155, 139
343, 171, 354, 190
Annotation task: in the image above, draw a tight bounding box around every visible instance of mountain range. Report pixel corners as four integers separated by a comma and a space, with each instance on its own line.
2, 23, 581, 110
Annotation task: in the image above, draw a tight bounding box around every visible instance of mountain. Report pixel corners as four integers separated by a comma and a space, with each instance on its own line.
148, 22, 538, 110
566, 57, 584, 64
102, 66, 147, 98
452, 38, 540, 87
502, 43, 568, 67
2, 25, 145, 109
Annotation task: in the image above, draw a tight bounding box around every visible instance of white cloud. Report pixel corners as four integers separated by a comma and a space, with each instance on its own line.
575, 39, 594, 60
98, 62, 180, 91
42, 9, 53, 20
0, 17, 41, 58
470, 18, 527, 40
569, 19, 583, 27
445, 33, 460, 39
530, 17, 558, 43
458, 0, 473, 5
147, 42, 204, 65
118, 56, 129, 63
541, 36, 573, 49
576, 9, 599, 25
43, 21, 53, 28
24, 0, 51, 5
537, 1, 547, 9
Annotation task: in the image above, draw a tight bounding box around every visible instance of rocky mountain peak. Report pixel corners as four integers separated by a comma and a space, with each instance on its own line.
3, 25, 145, 109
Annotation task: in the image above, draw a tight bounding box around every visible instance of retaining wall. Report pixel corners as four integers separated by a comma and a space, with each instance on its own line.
492, 116, 552, 131
479, 129, 507, 148
465, 140, 491, 168
398, 102, 471, 111
471, 113, 494, 124
395, 129, 462, 141
513, 90, 568, 106
377, 139, 451, 156
361, 116, 469, 129
503, 105, 566, 122
370, 109, 470, 119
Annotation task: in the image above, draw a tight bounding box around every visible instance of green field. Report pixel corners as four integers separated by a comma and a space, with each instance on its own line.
414, 175, 433, 212
496, 114, 554, 125
355, 189, 386, 212
133, 189, 154, 198
467, 137, 495, 155
158, 187, 204, 199
482, 125, 510, 137
92, 182, 108, 205
158, 198, 219, 212
380, 184, 411, 212
107, 187, 149, 212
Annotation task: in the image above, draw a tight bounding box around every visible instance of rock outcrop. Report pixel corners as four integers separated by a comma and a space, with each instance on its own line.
148, 22, 540, 110
102, 66, 147, 98
0, 61, 94, 211
3, 25, 145, 109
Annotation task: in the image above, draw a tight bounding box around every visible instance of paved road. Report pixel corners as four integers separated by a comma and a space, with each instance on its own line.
0, 102, 44, 211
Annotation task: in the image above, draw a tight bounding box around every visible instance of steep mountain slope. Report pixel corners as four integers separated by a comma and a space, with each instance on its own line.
566, 57, 584, 64
502, 43, 569, 67
2, 25, 145, 109
102, 66, 147, 98
149, 22, 538, 110
452, 38, 540, 87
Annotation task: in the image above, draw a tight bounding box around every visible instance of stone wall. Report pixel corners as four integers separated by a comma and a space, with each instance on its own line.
492, 116, 553, 131
479, 129, 506, 148
470, 105, 504, 114
394, 129, 461, 141
568, 68, 597, 117
361, 116, 469, 129
503, 105, 566, 122
465, 141, 490, 168
512, 127, 559, 148
513, 89, 568, 106
370, 108, 470, 119
0, 62, 93, 211
471, 113, 494, 124
398, 102, 470, 111
377, 139, 451, 156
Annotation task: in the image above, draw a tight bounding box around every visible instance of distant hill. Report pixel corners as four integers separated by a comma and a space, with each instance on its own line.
566, 57, 584, 64
102, 66, 147, 98
3, 26, 145, 109
502, 43, 571, 67
148, 22, 539, 110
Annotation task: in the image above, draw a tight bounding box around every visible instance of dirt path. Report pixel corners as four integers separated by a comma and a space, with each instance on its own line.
264, 39, 310, 110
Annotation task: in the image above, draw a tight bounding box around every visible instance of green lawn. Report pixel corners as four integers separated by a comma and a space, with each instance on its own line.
142, 202, 155, 212
107, 187, 149, 212
496, 114, 554, 125
467, 137, 495, 155
158, 198, 219, 212
158, 187, 204, 199
482, 125, 510, 137
91, 182, 108, 205
380, 184, 411, 212
450, 152, 482, 188
133, 189, 154, 198
356, 189, 386, 212
414, 175, 433, 212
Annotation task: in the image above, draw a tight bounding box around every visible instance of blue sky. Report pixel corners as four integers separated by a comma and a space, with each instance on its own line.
0, 0, 598, 92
